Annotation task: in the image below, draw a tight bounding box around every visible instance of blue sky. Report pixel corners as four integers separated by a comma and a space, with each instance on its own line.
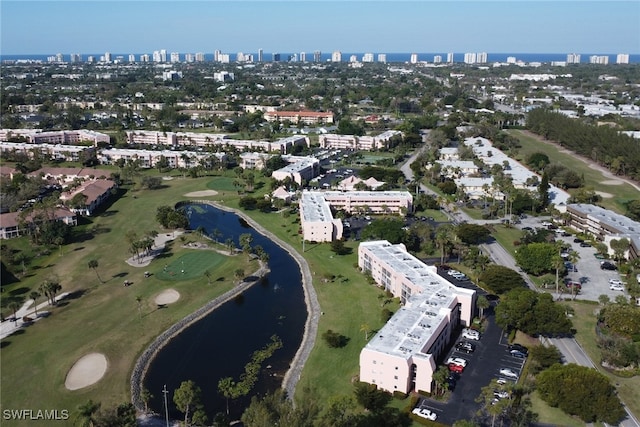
1, 1, 639, 55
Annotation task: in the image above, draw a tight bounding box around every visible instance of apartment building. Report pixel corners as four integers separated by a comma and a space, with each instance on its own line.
271, 156, 320, 185
98, 148, 227, 169
263, 111, 334, 125
0, 129, 110, 146
358, 240, 476, 394
566, 204, 639, 260
299, 191, 344, 242
0, 142, 92, 162
59, 179, 117, 216
318, 131, 402, 151
0, 207, 77, 239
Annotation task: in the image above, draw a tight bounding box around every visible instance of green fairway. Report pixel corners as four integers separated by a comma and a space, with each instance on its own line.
156, 251, 226, 281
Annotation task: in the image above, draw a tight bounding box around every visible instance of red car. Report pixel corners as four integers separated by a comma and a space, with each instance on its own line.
448, 363, 464, 373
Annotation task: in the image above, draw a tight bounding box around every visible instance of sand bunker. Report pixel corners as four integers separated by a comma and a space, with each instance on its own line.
595, 191, 614, 198
600, 180, 622, 186
65, 353, 108, 390
155, 289, 180, 305
184, 190, 219, 197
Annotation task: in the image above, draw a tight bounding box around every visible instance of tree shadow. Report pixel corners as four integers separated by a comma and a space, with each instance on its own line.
66, 289, 87, 300
0, 340, 11, 348
112, 272, 129, 279
100, 210, 119, 217
9, 287, 29, 296
216, 277, 225, 282
74, 246, 85, 251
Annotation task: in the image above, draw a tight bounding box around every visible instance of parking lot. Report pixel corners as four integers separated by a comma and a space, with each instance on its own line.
517, 217, 629, 301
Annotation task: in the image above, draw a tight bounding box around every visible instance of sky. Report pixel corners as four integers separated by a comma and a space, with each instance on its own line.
1, 0, 639, 55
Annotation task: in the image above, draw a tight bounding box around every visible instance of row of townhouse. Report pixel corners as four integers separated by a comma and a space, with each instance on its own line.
299, 190, 413, 242
58, 179, 117, 216
0, 129, 110, 145
98, 148, 228, 169
565, 203, 640, 260
318, 130, 402, 151
358, 241, 476, 395
0, 207, 78, 239
0, 141, 94, 163
125, 131, 310, 154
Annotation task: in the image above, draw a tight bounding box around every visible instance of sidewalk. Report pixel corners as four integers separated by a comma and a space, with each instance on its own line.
0, 292, 70, 340
126, 231, 183, 268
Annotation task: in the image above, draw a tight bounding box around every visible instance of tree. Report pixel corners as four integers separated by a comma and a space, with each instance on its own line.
88, 259, 103, 284
218, 377, 237, 416
538, 171, 550, 210
456, 223, 491, 245
477, 265, 525, 295
353, 381, 392, 412
76, 399, 101, 427
7, 300, 21, 321
360, 323, 370, 340
514, 242, 559, 275
536, 364, 625, 424
140, 388, 153, 414
435, 224, 455, 264
203, 269, 211, 285
610, 238, 630, 262
495, 288, 572, 336
528, 345, 563, 374
173, 380, 203, 426
476, 295, 490, 320
29, 290, 41, 316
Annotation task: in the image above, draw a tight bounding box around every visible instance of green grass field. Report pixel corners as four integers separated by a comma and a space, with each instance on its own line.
508, 129, 640, 214
156, 251, 226, 281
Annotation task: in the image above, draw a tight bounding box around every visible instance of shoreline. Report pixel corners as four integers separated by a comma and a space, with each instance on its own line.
130, 199, 320, 416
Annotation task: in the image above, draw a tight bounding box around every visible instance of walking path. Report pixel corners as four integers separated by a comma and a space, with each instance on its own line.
126, 231, 184, 268
0, 292, 70, 340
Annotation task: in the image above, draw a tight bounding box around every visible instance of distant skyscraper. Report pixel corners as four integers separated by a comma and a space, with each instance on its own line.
447, 52, 454, 63
140, 54, 150, 62
589, 55, 609, 65
567, 53, 581, 64
362, 53, 374, 62
464, 52, 476, 64
185, 53, 195, 63
377, 53, 387, 63
433, 55, 442, 64
300, 52, 306, 62
70, 53, 82, 63
314, 50, 322, 62
410, 53, 418, 64
214, 50, 221, 62
104, 52, 111, 63
477, 52, 488, 63
87, 56, 95, 63
170, 52, 180, 63
616, 53, 629, 64
195, 52, 205, 62
128, 54, 136, 63
273, 52, 281, 62
258, 48, 263, 62
219, 54, 230, 63
331, 51, 342, 62
506, 56, 517, 64
160, 49, 167, 62
349, 54, 358, 63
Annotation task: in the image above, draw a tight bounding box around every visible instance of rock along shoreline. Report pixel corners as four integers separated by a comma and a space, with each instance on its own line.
130, 200, 320, 415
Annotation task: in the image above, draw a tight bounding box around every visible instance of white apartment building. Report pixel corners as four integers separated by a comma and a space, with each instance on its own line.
331, 51, 342, 62
567, 53, 581, 64
616, 54, 630, 64
377, 54, 387, 63
239, 152, 270, 170
464, 53, 476, 64
98, 148, 227, 169
362, 53, 374, 63
590, 55, 609, 65
299, 191, 344, 242
447, 53, 454, 63
358, 240, 476, 395
433, 55, 442, 64
410, 53, 418, 64
0, 129, 110, 146
318, 131, 402, 151
0, 142, 91, 162
271, 156, 319, 185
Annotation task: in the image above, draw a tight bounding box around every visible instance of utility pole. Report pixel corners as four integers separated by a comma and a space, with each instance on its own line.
162, 384, 169, 427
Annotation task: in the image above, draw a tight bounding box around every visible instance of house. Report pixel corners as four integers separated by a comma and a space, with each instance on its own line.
0, 207, 77, 239
59, 179, 116, 216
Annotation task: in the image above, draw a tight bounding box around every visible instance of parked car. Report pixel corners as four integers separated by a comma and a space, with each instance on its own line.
566, 281, 582, 291
609, 279, 623, 285
446, 357, 468, 367
510, 350, 527, 359
496, 378, 509, 385
499, 368, 519, 379
610, 284, 625, 291
601, 261, 617, 271
579, 242, 591, 247
508, 344, 528, 354
494, 390, 510, 399
456, 341, 476, 353
462, 328, 480, 341
412, 407, 437, 421
573, 238, 584, 243
448, 363, 464, 373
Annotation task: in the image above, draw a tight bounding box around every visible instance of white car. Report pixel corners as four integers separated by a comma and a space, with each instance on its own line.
610, 284, 625, 291
412, 408, 437, 421
609, 279, 623, 286
496, 378, 509, 385
462, 328, 480, 340
499, 368, 519, 379
447, 269, 461, 276
446, 357, 468, 367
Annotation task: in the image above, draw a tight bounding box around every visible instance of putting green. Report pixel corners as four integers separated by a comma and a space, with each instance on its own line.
156, 251, 226, 281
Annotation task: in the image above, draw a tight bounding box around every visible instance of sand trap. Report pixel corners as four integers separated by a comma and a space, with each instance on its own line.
65, 353, 108, 390
600, 180, 623, 186
155, 289, 180, 305
595, 191, 614, 198
184, 190, 219, 197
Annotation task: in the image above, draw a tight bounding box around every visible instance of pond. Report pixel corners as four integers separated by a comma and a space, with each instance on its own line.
142, 203, 306, 421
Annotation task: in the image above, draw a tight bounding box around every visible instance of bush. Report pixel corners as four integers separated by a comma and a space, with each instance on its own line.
322, 329, 348, 348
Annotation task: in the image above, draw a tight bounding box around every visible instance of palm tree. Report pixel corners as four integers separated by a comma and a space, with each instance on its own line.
360, 323, 370, 340
140, 388, 153, 413
435, 224, 455, 264
476, 295, 490, 320
88, 259, 103, 284
135, 295, 142, 319
204, 269, 211, 285
8, 300, 21, 321
29, 291, 41, 316
552, 254, 565, 299
76, 399, 100, 427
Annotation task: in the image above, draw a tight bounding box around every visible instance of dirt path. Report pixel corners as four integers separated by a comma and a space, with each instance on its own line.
517, 130, 640, 192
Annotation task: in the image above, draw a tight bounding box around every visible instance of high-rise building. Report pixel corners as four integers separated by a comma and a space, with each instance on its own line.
214, 50, 221, 62
140, 54, 150, 62
433, 55, 442, 64
589, 55, 609, 65
314, 50, 322, 62
258, 49, 263, 62
616, 53, 629, 64
273, 52, 281, 62
567, 53, 581, 64
219, 54, 230, 63
160, 49, 167, 62
195, 52, 205, 62
349, 54, 358, 63
70, 53, 82, 63
104, 52, 111, 63
185, 53, 195, 63
300, 52, 306, 62
464, 52, 476, 64
477, 52, 488, 63
410, 53, 418, 64
506, 56, 517, 64
447, 52, 454, 63
170, 52, 180, 63
362, 53, 374, 62
377, 53, 387, 63
331, 51, 342, 62
128, 54, 136, 63
87, 56, 95, 63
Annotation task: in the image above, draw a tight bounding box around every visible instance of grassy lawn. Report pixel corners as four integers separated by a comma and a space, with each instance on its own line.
487, 224, 524, 255
508, 130, 640, 214
0, 174, 256, 424
529, 390, 586, 427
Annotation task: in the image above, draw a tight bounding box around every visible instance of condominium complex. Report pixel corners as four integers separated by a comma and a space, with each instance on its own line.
567, 53, 581, 64
0, 129, 110, 146
318, 131, 402, 151
299, 191, 413, 242
464, 52, 487, 64
0, 142, 92, 162
616, 54, 630, 64
565, 204, 639, 260
358, 240, 476, 395
98, 148, 227, 169
263, 110, 334, 125
332, 51, 342, 62
271, 156, 320, 185
589, 55, 609, 65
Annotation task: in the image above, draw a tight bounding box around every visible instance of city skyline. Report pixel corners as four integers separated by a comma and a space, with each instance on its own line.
1, 1, 639, 55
